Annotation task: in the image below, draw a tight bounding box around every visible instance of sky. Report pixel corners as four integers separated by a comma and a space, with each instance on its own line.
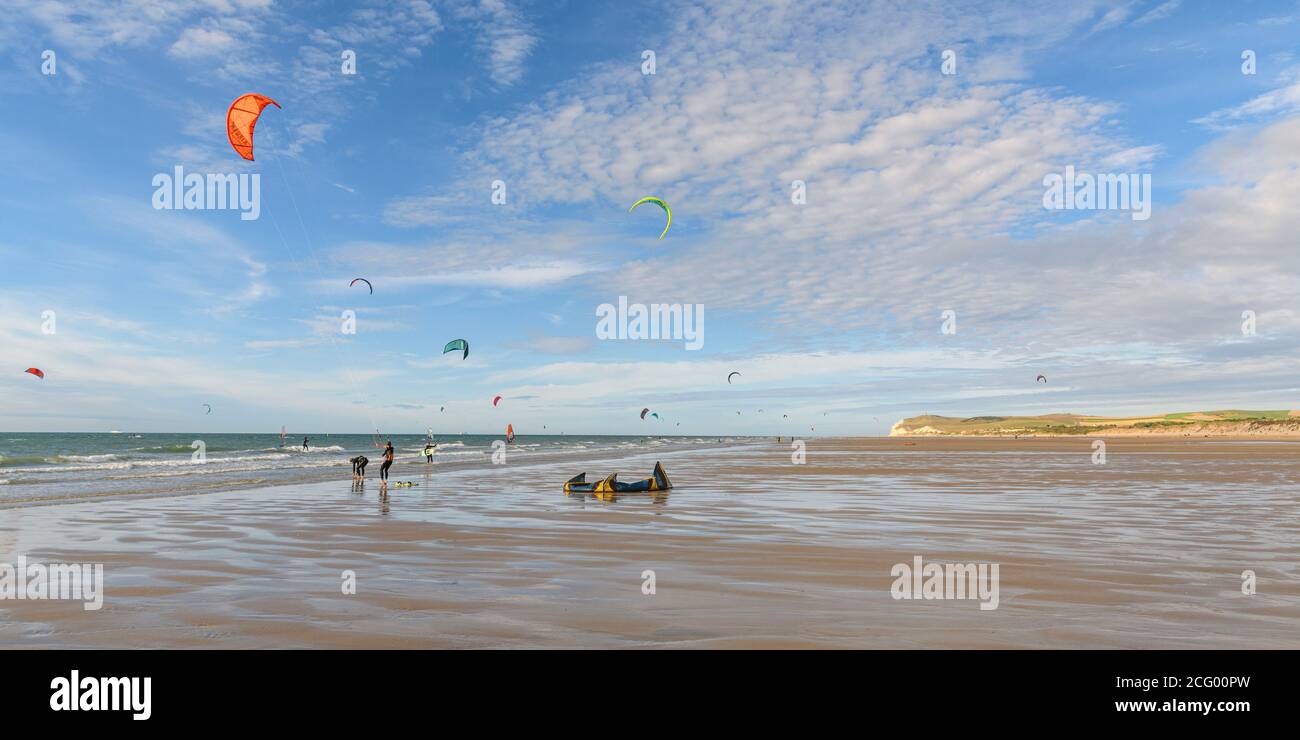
2, 0, 1300, 436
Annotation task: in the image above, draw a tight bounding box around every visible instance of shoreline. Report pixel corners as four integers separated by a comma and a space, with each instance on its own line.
0, 437, 755, 510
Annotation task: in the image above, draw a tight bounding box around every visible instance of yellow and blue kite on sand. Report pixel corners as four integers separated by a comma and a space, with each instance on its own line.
564, 461, 672, 494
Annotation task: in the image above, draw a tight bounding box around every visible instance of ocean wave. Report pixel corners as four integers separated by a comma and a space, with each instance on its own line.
425, 449, 484, 459
4, 451, 344, 475
54, 454, 123, 463
257, 444, 348, 454
132, 444, 202, 454
0, 455, 63, 467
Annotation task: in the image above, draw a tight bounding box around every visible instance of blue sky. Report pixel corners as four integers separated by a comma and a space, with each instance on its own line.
3, 0, 1300, 435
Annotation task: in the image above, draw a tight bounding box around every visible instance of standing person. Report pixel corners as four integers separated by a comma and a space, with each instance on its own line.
423, 441, 436, 464
379, 440, 394, 487
302, 436, 310, 452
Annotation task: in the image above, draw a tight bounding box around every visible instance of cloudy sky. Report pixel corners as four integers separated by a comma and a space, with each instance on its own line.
2, 0, 1300, 435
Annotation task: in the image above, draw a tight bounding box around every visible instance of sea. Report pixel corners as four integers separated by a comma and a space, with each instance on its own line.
0, 432, 747, 506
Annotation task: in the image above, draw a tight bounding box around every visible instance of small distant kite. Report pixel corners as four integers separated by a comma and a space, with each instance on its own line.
727, 371, 741, 384
1036, 374, 1047, 384
651, 412, 660, 420
440, 406, 445, 412
640, 407, 650, 420
203, 404, 212, 415
505, 424, 515, 444
629, 196, 672, 240
226, 93, 280, 161
24, 367, 44, 379
492, 395, 503, 407
350, 278, 373, 294
443, 339, 469, 360
782, 414, 788, 418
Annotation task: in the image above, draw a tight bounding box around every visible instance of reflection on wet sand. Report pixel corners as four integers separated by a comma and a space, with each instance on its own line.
1, 437, 1297, 648
566, 489, 670, 504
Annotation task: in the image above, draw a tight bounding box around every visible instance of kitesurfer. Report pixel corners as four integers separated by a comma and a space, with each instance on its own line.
380, 440, 394, 486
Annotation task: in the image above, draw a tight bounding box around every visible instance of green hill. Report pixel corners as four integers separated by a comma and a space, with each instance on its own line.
889, 410, 1298, 436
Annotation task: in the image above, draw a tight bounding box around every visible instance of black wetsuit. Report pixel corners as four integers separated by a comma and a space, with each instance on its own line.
352, 455, 368, 477
302, 437, 309, 451
380, 444, 394, 480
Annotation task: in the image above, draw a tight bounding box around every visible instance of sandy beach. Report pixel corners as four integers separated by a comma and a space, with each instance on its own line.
2, 436, 1297, 649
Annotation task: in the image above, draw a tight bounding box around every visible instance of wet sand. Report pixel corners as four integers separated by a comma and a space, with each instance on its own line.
1, 437, 1297, 648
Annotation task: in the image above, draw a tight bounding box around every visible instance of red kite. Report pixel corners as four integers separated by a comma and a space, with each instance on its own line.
226, 93, 280, 161
25, 367, 44, 379
492, 395, 502, 407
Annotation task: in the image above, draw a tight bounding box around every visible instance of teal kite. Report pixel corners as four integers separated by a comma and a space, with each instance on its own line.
443, 339, 469, 360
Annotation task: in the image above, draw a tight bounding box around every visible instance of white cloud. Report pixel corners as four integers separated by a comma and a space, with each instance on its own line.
1090, 4, 1135, 34
168, 25, 238, 58
520, 335, 594, 355
1133, 0, 1181, 25
383, 195, 468, 227
463, 0, 537, 87
1194, 68, 1300, 130
378, 262, 593, 289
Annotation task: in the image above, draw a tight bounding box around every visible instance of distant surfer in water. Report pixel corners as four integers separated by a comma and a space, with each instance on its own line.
302, 437, 309, 452
379, 440, 394, 487
351, 455, 368, 479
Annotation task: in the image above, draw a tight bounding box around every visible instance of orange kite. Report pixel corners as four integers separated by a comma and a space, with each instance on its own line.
226, 93, 280, 161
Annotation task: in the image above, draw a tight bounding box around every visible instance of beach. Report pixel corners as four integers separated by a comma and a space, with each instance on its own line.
2, 436, 1298, 648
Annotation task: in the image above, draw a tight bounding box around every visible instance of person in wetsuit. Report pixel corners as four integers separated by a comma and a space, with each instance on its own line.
351, 455, 369, 479
379, 440, 394, 485
302, 437, 309, 451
